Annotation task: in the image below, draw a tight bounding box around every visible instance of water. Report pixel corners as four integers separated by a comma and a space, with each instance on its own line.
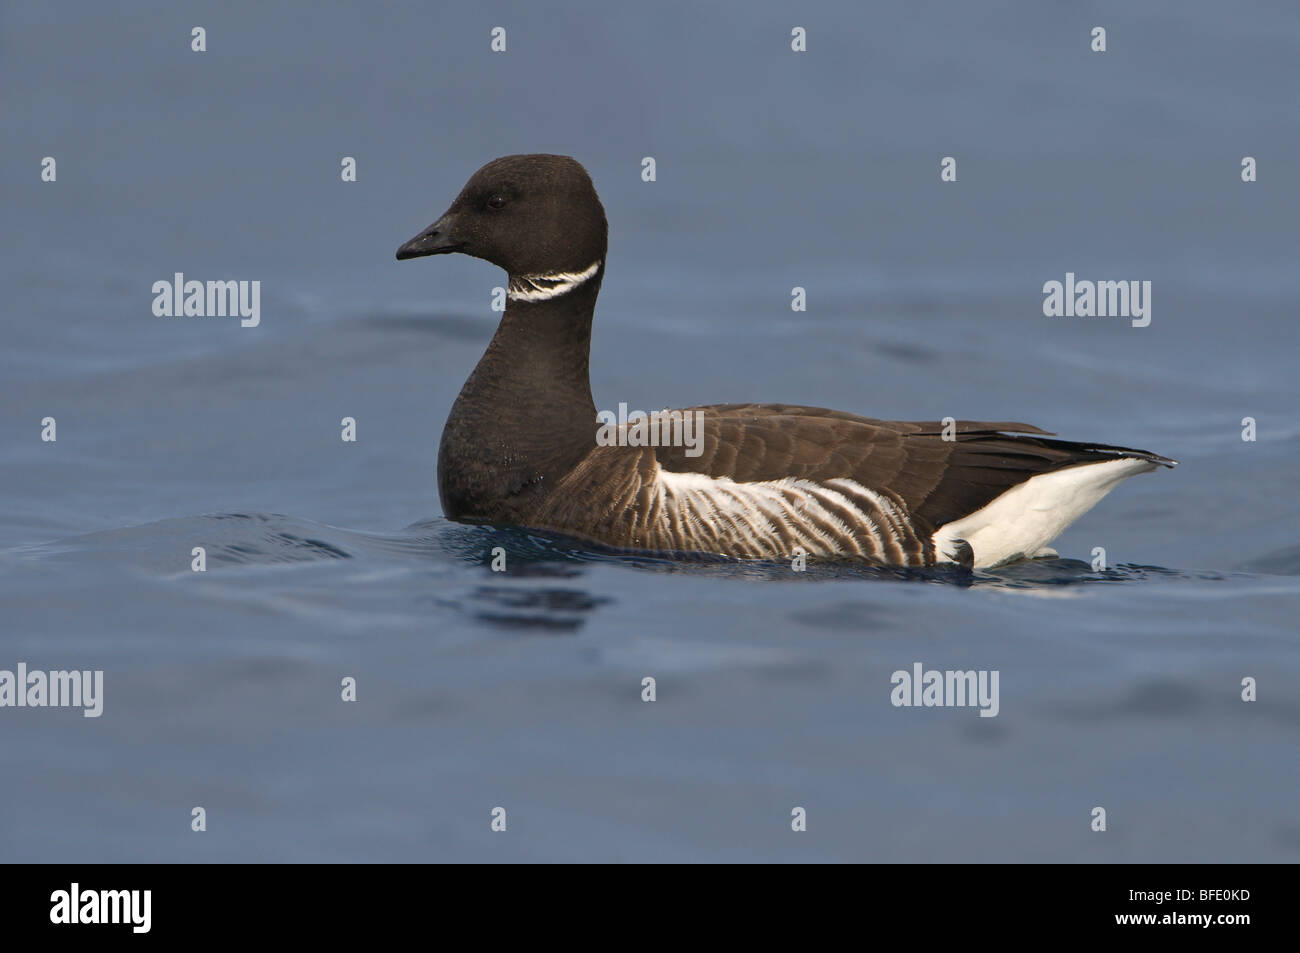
2, 0, 1298, 862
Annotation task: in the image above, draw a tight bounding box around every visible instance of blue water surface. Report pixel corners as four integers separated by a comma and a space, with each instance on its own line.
1, 0, 1297, 861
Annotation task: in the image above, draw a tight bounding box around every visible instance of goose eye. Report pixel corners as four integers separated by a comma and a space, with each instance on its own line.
487, 194, 507, 210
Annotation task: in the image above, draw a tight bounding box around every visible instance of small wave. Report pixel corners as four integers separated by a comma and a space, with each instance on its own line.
9, 513, 1226, 596
414, 524, 1222, 591
1239, 545, 1300, 577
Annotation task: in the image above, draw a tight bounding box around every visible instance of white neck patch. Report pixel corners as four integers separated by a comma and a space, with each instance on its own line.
508, 260, 602, 302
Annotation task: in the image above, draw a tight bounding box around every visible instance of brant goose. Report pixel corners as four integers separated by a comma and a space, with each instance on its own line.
396, 155, 1175, 569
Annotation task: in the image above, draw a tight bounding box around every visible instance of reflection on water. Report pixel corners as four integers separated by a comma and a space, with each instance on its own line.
12, 510, 1240, 593
5, 511, 1244, 639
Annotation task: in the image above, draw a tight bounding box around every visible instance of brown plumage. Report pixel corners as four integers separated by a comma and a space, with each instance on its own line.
532, 405, 1171, 565
396, 156, 1175, 568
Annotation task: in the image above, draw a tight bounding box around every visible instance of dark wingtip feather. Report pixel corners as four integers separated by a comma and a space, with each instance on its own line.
1143, 452, 1178, 468
1087, 446, 1178, 468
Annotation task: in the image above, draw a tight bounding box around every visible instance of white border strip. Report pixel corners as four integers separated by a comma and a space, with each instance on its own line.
508, 260, 602, 302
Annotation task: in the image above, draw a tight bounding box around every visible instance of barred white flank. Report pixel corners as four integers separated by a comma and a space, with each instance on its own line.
649, 467, 917, 563
647, 457, 1158, 568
